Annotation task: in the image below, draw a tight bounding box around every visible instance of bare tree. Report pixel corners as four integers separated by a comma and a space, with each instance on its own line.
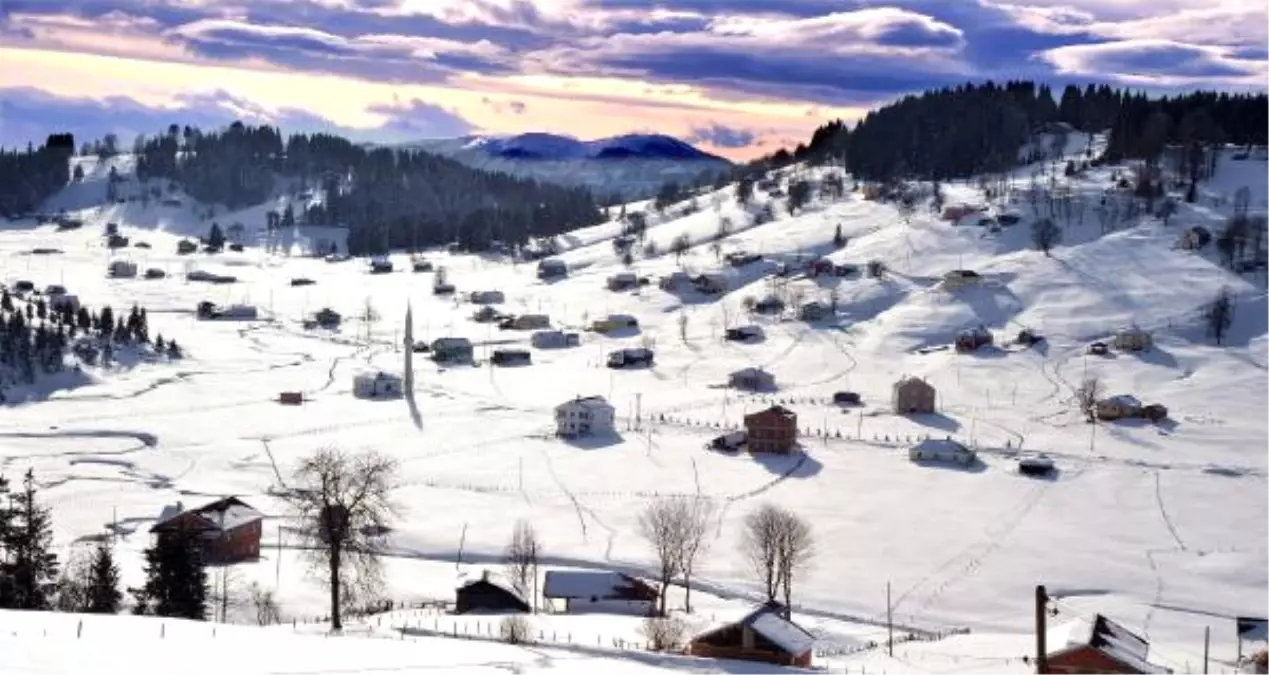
741, 504, 813, 618
1031, 218, 1061, 256
1075, 376, 1103, 423
774, 510, 814, 617
638, 497, 685, 616
504, 519, 541, 612
677, 311, 689, 343
249, 582, 282, 625
282, 447, 400, 631
53, 546, 93, 612
676, 498, 713, 613
209, 563, 247, 623
641, 616, 689, 651
1205, 286, 1235, 345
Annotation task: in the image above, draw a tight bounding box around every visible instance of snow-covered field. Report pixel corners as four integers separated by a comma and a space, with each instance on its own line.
1, 144, 1266, 674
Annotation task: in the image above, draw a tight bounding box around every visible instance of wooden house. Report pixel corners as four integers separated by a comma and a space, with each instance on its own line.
592, 314, 639, 333
893, 376, 936, 414
537, 258, 567, 279
491, 349, 531, 366
108, 260, 138, 278
688, 602, 814, 668
505, 314, 550, 330
607, 347, 653, 368
470, 290, 505, 305
542, 571, 657, 614
607, 272, 638, 291
455, 570, 530, 614
1096, 395, 1142, 421
1042, 614, 1170, 674
149, 497, 263, 564
743, 405, 797, 453
555, 396, 615, 437
1113, 327, 1153, 352
532, 330, 580, 349
431, 337, 473, 363
729, 367, 776, 392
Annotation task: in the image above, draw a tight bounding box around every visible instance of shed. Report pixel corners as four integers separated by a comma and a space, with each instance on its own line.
108, 260, 138, 278
688, 602, 814, 668
743, 405, 797, 453
893, 376, 936, 414
353, 371, 403, 398
470, 290, 505, 305
592, 314, 638, 333
1097, 395, 1142, 421
833, 391, 861, 406
455, 570, 530, 614
607, 347, 654, 368
491, 349, 531, 366
537, 258, 567, 279
432, 337, 473, 363
532, 330, 580, 349
150, 497, 263, 564
278, 392, 303, 405
1043, 613, 1171, 674
542, 571, 657, 614
607, 272, 638, 291
729, 367, 776, 392
1113, 327, 1153, 352
942, 269, 981, 290
909, 438, 975, 465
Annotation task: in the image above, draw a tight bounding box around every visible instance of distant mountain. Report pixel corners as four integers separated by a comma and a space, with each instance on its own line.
401, 133, 732, 203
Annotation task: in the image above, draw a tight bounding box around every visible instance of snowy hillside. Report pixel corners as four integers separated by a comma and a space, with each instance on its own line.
403, 133, 732, 202
1, 140, 1266, 674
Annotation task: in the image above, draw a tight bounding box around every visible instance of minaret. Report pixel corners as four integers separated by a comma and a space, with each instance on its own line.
403, 303, 414, 394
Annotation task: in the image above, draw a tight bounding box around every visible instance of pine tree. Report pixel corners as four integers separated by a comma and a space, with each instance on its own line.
130, 531, 207, 620
208, 223, 225, 251
86, 542, 122, 614
0, 474, 13, 607
155, 334, 165, 351
1, 469, 59, 609
167, 340, 181, 359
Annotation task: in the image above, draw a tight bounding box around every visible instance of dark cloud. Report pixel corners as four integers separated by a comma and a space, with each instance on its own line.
687, 122, 757, 148
365, 98, 476, 139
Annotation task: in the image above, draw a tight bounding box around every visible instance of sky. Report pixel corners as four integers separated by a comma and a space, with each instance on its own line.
0, 0, 1265, 160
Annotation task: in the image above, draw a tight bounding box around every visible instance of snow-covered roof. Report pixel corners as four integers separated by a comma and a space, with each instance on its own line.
1048, 614, 1169, 674
433, 337, 472, 347
747, 608, 816, 655
541, 571, 650, 599
911, 438, 971, 454
557, 396, 613, 412
152, 496, 262, 532
1101, 394, 1142, 408
356, 370, 401, 382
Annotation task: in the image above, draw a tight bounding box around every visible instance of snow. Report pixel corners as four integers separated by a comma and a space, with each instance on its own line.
1, 141, 1266, 673
746, 609, 817, 655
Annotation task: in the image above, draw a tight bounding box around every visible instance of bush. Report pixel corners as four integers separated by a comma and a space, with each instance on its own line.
641, 616, 688, 652
501, 615, 532, 644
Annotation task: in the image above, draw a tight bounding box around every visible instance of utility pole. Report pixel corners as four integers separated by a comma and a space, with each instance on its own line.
1203, 625, 1209, 674
275, 523, 282, 589
887, 581, 894, 657
1035, 585, 1048, 675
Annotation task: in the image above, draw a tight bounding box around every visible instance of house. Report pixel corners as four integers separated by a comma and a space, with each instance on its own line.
311, 308, 341, 328
942, 269, 981, 290
506, 314, 550, 330
607, 272, 638, 291
688, 602, 814, 668
353, 371, 403, 398
743, 405, 798, 453
729, 367, 776, 391
1097, 395, 1142, 421
607, 347, 654, 368
368, 256, 393, 273
753, 296, 785, 315
1141, 404, 1168, 422
893, 376, 936, 414
799, 301, 831, 322
48, 294, 79, 313
1113, 327, 1153, 352
542, 571, 657, 614
955, 325, 994, 353
470, 290, 505, 305
472, 306, 502, 323
455, 570, 529, 614
433, 282, 456, 295
491, 349, 531, 366
108, 260, 138, 278
909, 437, 976, 465
432, 337, 473, 363
1176, 226, 1211, 251
1088, 341, 1110, 356
833, 391, 861, 405
1042, 613, 1171, 674
177, 240, 198, 255
412, 258, 434, 273
658, 271, 691, 292
555, 395, 616, 437
537, 258, 567, 279
532, 330, 580, 349
149, 497, 263, 564
709, 430, 747, 451
725, 325, 764, 342
693, 273, 729, 294
941, 204, 978, 221
592, 314, 639, 333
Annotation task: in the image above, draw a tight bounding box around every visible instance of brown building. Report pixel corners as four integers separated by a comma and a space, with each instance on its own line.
689, 602, 814, 668
743, 405, 798, 453
1043, 614, 1170, 674
893, 376, 936, 414
150, 496, 263, 564
455, 570, 530, 614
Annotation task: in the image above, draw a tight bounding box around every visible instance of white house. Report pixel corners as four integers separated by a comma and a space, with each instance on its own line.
353, 371, 403, 399
555, 396, 616, 437
909, 438, 976, 465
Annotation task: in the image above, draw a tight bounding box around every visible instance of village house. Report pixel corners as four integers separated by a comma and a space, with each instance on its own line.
455, 570, 530, 614
1097, 395, 1143, 421
592, 314, 639, 333
353, 371, 403, 398
729, 367, 776, 392
607, 347, 654, 368
431, 337, 473, 363
555, 395, 616, 437
503, 314, 550, 330
368, 256, 393, 273
658, 271, 691, 292
537, 258, 567, 279
725, 325, 764, 342
149, 497, 263, 564
532, 330, 580, 349
693, 272, 729, 294
108, 260, 137, 278
909, 438, 976, 466
542, 571, 657, 614
955, 325, 994, 353
470, 290, 505, 305
688, 602, 815, 668
942, 269, 981, 290
744, 405, 798, 453
491, 349, 531, 366
1042, 613, 1171, 674
893, 376, 937, 414
799, 301, 831, 322
607, 272, 638, 291
1113, 326, 1153, 352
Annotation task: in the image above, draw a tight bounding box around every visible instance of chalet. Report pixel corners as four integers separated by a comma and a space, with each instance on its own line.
108, 260, 138, 278
1113, 327, 1153, 352
1096, 395, 1142, 421
150, 497, 263, 564
955, 326, 994, 353
1176, 226, 1211, 251
532, 330, 580, 349
555, 395, 616, 437
942, 269, 981, 290
537, 258, 567, 279
353, 371, 403, 398
592, 314, 638, 333
607, 347, 654, 368
368, 256, 393, 274
491, 349, 531, 366
909, 437, 976, 466
744, 405, 798, 453
729, 367, 776, 392
800, 301, 831, 322
893, 376, 936, 414
432, 337, 473, 363
1042, 613, 1171, 674
688, 602, 814, 668
542, 571, 657, 614
505, 314, 550, 330
607, 272, 638, 291
725, 325, 764, 342
455, 570, 529, 614
658, 271, 691, 292
470, 290, 505, 305
693, 273, 729, 294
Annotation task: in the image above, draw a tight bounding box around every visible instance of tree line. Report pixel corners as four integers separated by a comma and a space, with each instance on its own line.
0, 134, 75, 217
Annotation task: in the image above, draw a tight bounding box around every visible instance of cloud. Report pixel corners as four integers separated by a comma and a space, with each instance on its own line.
481, 96, 528, 115
687, 122, 757, 148
1039, 39, 1268, 84
365, 97, 477, 139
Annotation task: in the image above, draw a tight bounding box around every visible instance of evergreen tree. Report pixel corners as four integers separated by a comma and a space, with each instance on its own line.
1, 469, 59, 610
0, 475, 13, 607
130, 531, 207, 620
207, 223, 225, 251
86, 542, 122, 614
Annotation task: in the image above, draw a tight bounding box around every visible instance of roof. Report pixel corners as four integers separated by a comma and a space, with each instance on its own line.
541, 571, 654, 600
457, 570, 529, 607
1237, 617, 1268, 641
694, 603, 815, 656
152, 496, 262, 533
606, 313, 636, 322
1101, 394, 1142, 408
356, 370, 401, 382
1048, 614, 1169, 674
894, 376, 934, 391
745, 405, 796, 422
433, 337, 472, 347
911, 438, 971, 454
558, 395, 613, 412
730, 367, 773, 379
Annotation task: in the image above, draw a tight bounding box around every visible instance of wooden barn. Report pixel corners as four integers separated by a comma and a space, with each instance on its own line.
150, 497, 263, 564
455, 570, 530, 614
743, 405, 798, 453
688, 602, 815, 668
542, 571, 657, 615
893, 376, 936, 414
1042, 613, 1171, 674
